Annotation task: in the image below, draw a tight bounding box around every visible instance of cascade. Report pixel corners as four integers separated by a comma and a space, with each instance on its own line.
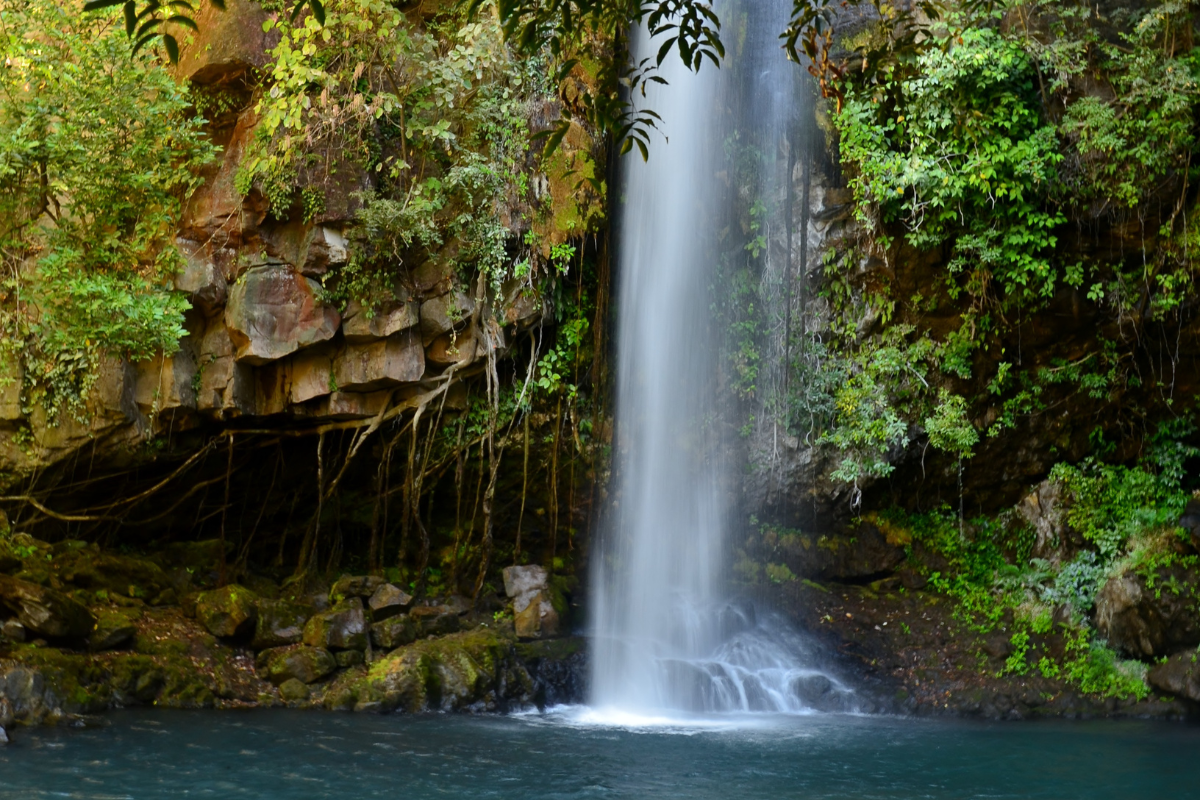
589, 0, 854, 715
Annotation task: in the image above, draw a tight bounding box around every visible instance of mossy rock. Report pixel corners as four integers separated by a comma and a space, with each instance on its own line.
278, 678, 310, 702
347, 628, 520, 713
88, 608, 139, 652
195, 584, 258, 638
303, 598, 367, 651
252, 599, 312, 650
370, 615, 417, 650
263, 645, 336, 685
54, 551, 172, 602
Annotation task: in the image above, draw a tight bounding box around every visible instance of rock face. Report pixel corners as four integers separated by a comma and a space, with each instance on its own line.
0, 576, 95, 639
1014, 480, 1078, 563
1147, 651, 1200, 702
502, 565, 560, 640
224, 266, 340, 365
303, 598, 368, 650
332, 331, 425, 391
1095, 568, 1200, 659
195, 585, 258, 638
772, 520, 907, 583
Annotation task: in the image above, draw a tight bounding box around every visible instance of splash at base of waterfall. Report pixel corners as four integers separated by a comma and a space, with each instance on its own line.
590, 600, 856, 719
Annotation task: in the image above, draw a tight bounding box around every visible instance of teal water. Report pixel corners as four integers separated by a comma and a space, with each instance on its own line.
1, 709, 1198, 799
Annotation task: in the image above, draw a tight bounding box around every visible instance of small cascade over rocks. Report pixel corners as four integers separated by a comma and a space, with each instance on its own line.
590, 0, 852, 717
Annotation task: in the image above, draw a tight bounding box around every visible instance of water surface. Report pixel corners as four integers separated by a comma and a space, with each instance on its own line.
2, 708, 1198, 799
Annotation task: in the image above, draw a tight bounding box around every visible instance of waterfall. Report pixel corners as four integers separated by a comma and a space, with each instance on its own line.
589, 0, 854, 716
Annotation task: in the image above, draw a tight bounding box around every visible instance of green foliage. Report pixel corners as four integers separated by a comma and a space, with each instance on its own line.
1050, 458, 1190, 558
923, 389, 978, 459
239, 0, 584, 316
837, 27, 1063, 307
1, 0, 214, 421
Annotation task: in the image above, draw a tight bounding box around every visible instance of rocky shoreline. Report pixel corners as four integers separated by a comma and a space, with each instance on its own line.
0, 536, 585, 744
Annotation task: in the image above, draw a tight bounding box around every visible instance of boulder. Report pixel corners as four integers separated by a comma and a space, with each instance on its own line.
195, 585, 259, 638
1147, 650, 1200, 702
370, 615, 418, 650
303, 598, 368, 650
225, 265, 340, 364
0, 575, 95, 639
331, 575, 386, 599
409, 605, 460, 637
502, 565, 559, 640
368, 584, 413, 621
342, 300, 420, 343
1096, 567, 1200, 659
332, 330, 425, 391
262, 645, 337, 685
252, 600, 312, 650
1, 620, 25, 642
88, 609, 138, 651
278, 677, 311, 702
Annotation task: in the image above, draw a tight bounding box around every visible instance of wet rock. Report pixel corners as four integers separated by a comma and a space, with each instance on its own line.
1, 620, 26, 642
195, 584, 259, 639
252, 600, 311, 650
332, 330, 425, 391
409, 605, 460, 637
330, 575, 386, 600
502, 565, 559, 640
1147, 650, 1200, 701
370, 615, 417, 650
368, 584, 413, 621
278, 678, 311, 702
0, 575, 95, 639
1096, 567, 1200, 658
263, 645, 337, 685
342, 299, 420, 343
225, 265, 340, 364
303, 598, 368, 650
88, 609, 138, 651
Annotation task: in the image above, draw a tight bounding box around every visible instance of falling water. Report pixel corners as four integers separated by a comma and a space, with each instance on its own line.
589, 0, 854, 716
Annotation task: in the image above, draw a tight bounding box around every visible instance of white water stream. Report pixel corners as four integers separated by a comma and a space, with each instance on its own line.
589, 1, 854, 717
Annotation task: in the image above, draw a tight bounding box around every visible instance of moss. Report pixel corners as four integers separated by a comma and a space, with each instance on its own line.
514, 636, 583, 661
